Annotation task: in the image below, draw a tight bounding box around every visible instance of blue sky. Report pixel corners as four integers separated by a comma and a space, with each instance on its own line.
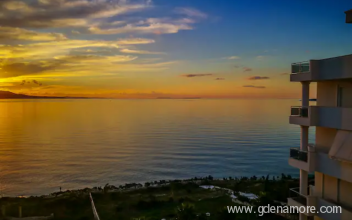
158, 0, 352, 63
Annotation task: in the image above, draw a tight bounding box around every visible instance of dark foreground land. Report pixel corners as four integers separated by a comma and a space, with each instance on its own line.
0, 174, 313, 220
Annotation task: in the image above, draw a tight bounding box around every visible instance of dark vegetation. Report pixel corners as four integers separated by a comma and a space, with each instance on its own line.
0, 174, 313, 220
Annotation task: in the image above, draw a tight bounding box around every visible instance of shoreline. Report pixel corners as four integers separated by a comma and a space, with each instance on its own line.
2, 174, 311, 199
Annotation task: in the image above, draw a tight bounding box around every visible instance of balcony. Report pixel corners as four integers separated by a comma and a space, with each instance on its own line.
290, 61, 312, 82
309, 106, 352, 130
290, 55, 352, 82
290, 148, 308, 162
289, 106, 316, 126
288, 145, 315, 172
290, 106, 352, 129
314, 149, 352, 183
292, 62, 310, 74
289, 188, 308, 206
291, 106, 309, 117
287, 187, 316, 216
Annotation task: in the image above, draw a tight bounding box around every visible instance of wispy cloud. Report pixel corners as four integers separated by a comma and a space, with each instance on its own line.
180, 73, 213, 78
116, 38, 155, 45
0, 26, 67, 41
280, 72, 289, 76
224, 56, 241, 60
175, 7, 207, 19
243, 85, 266, 89
243, 67, 252, 72
247, 76, 270, 80
0, 0, 151, 28
215, 78, 225, 80
0, 40, 121, 60
89, 18, 193, 35
256, 55, 265, 60
120, 48, 165, 55
0, 0, 209, 97
0, 60, 63, 78
0, 54, 139, 78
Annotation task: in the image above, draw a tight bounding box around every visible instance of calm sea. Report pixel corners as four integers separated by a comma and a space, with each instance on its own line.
0, 99, 315, 196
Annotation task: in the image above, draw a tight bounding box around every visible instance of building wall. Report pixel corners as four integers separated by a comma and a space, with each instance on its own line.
315, 127, 337, 153
317, 81, 337, 106
340, 84, 352, 107
317, 174, 352, 208
323, 174, 338, 201
297, 58, 352, 219
312, 55, 352, 80
315, 172, 323, 197
317, 81, 352, 107
339, 180, 352, 207
315, 151, 352, 183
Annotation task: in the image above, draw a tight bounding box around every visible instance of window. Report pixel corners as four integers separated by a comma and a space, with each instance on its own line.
337, 86, 343, 107
337, 179, 341, 203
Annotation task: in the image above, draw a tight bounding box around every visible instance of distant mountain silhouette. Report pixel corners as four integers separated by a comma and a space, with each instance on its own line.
0, 91, 41, 99
0, 91, 84, 99
156, 97, 201, 99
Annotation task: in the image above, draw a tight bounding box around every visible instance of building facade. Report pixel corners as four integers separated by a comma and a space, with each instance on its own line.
287, 11, 352, 220
288, 54, 352, 220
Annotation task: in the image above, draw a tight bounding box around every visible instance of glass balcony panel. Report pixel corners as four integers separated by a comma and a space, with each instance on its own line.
291, 106, 309, 117
289, 187, 309, 206
290, 148, 308, 162
291, 62, 310, 74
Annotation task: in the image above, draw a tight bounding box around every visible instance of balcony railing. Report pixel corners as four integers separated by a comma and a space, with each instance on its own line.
289, 187, 313, 206
289, 188, 307, 206
292, 61, 310, 74
291, 106, 309, 117
290, 148, 308, 162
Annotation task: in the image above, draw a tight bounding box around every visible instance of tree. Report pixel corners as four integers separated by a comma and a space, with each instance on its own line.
103, 183, 110, 194
263, 175, 270, 192
175, 203, 197, 220
233, 180, 242, 193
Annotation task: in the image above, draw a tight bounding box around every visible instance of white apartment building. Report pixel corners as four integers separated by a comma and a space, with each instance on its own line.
287, 10, 352, 220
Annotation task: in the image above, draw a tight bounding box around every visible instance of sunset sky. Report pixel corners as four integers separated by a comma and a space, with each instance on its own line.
0, 0, 351, 98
